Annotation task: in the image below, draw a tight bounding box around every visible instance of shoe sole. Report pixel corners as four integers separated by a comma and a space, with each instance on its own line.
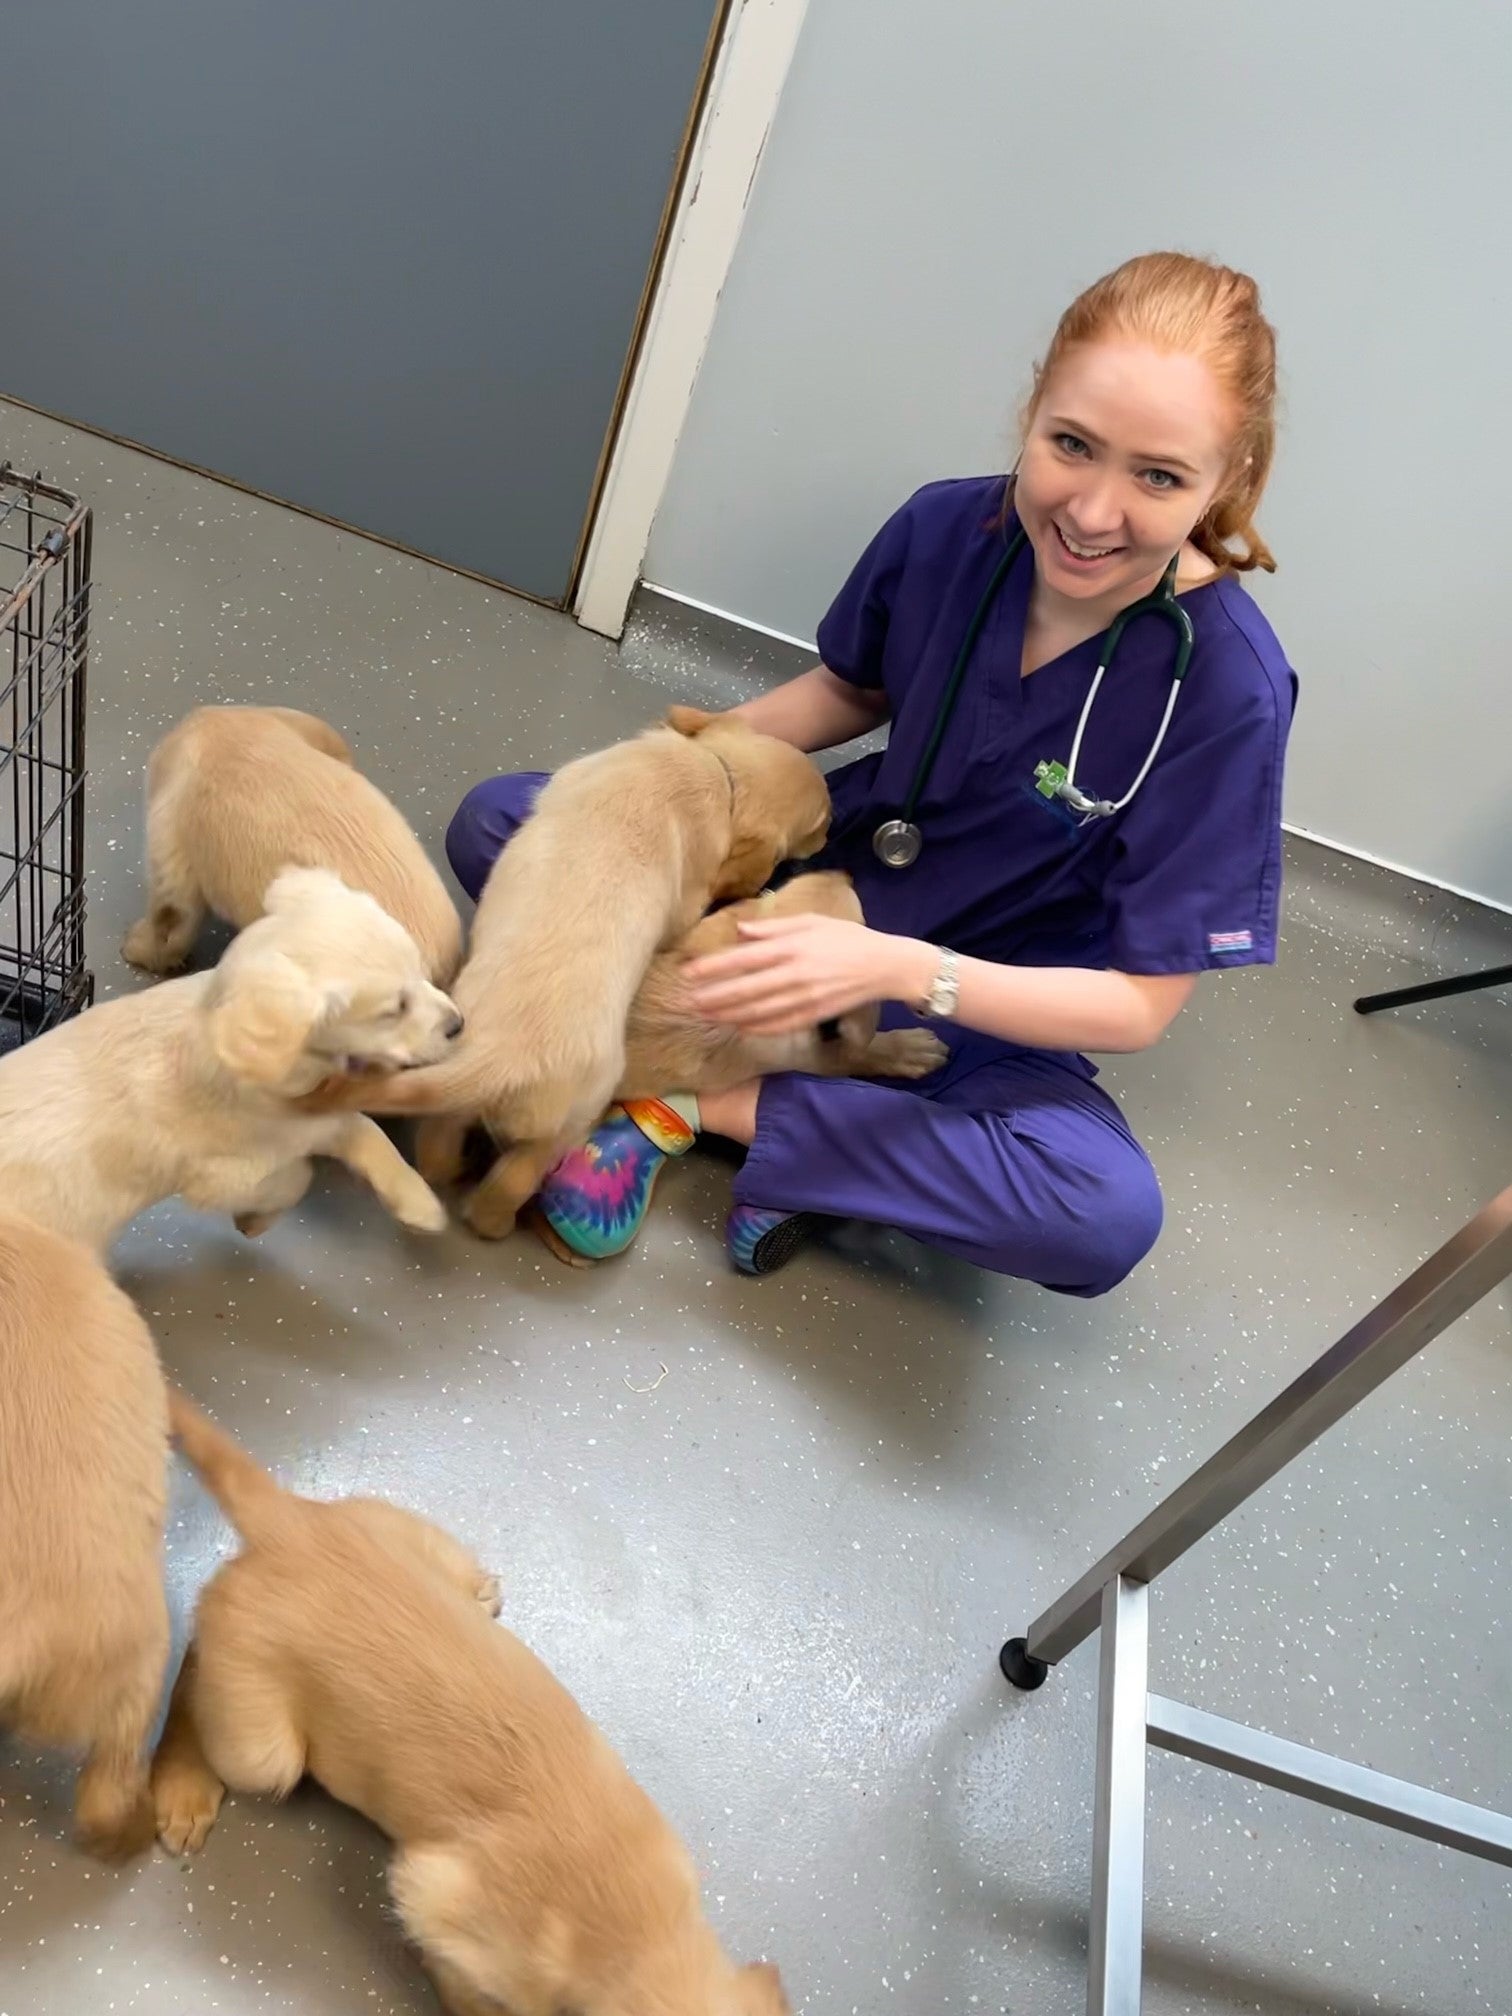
526, 1206, 599, 1268
743, 1210, 828, 1275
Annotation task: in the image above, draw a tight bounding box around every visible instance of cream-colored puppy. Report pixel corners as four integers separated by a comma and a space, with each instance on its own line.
0, 868, 460, 1250
0, 1212, 169, 1858
618, 871, 949, 1100
123, 705, 463, 984
305, 708, 831, 1240
153, 1394, 791, 2016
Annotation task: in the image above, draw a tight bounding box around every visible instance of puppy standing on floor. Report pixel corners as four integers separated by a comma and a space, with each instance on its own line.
305, 708, 832, 1239
0, 867, 460, 1249
0, 1214, 169, 1857
123, 704, 464, 984
154, 1393, 791, 2016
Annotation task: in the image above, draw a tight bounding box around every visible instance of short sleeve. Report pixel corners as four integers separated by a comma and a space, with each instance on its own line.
1102, 673, 1294, 976
815, 503, 914, 689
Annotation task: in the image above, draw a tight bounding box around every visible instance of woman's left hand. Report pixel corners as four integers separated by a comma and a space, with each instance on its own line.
684, 915, 927, 1036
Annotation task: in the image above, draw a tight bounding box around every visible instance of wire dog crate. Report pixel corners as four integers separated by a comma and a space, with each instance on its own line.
0, 465, 93, 1056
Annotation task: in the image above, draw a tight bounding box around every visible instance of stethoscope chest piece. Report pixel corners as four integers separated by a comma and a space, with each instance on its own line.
872, 817, 923, 869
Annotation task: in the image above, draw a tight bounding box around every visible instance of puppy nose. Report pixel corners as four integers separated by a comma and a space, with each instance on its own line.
444, 1011, 465, 1040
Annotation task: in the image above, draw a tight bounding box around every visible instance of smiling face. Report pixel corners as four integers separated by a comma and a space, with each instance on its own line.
1015, 338, 1236, 608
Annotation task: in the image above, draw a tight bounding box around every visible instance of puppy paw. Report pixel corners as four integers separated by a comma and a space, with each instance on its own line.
474, 1573, 503, 1618
153, 1762, 224, 1857
866, 1028, 950, 1079
121, 918, 181, 975
76, 1783, 157, 1863
462, 1191, 517, 1241
394, 1178, 448, 1235
234, 1210, 277, 1238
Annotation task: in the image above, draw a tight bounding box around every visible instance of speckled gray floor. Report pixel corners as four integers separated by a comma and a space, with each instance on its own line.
2, 402, 1510, 2016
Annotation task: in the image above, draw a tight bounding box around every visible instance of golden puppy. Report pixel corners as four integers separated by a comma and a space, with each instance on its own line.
0, 868, 460, 1251
305, 708, 831, 1240
123, 704, 463, 984
618, 871, 949, 1100
0, 1212, 169, 1858
153, 1394, 791, 2016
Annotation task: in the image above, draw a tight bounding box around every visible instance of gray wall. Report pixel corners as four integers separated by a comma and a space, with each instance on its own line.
645, 0, 1512, 909
2, 0, 717, 604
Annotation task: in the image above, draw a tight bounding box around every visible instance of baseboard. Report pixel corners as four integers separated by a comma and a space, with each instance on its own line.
1281, 826, 1512, 920
641, 581, 818, 655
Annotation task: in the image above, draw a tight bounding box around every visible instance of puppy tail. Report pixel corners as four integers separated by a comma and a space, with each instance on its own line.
168, 1389, 291, 1544
329, 1048, 500, 1119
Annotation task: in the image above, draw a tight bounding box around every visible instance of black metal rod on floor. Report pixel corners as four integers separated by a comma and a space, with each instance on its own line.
1354, 962, 1512, 1014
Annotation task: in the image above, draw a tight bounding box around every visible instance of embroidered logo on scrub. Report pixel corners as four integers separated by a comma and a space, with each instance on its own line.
1208, 929, 1254, 955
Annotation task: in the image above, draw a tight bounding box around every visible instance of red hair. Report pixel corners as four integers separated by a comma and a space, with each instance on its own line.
1022, 251, 1279, 575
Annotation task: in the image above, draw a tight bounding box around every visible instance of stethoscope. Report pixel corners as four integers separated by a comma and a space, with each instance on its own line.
871, 519, 1196, 869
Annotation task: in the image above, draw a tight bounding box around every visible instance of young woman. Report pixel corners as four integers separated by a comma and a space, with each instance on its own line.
447, 252, 1297, 1286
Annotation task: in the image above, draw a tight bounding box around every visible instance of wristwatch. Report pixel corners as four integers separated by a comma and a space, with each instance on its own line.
918, 947, 960, 1021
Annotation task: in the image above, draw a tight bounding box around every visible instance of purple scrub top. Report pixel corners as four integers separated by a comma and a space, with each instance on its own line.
814, 476, 1297, 976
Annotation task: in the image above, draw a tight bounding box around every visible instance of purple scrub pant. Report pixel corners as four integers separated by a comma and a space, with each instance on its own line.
446, 775, 1164, 1297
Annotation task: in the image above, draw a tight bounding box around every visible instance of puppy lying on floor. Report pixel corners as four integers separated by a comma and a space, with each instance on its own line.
0, 1212, 169, 1858
303, 707, 831, 1240
0, 867, 460, 1251
618, 870, 949, 1100
154, 1393, 791, 2016
123, 704, 464, 984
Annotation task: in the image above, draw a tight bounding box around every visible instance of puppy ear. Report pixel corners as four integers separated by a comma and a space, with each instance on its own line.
210, 950, 332, 1086
712, 833, 780, 901
665, 704, 720, 738
737, 1961, 792, 2014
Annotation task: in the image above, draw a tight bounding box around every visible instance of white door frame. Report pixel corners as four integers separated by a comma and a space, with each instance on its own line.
572, 0, 809, 641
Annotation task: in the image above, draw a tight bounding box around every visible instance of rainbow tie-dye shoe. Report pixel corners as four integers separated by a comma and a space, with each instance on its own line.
530, 1098, 696, 1265
725, 1203, 825, 1276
